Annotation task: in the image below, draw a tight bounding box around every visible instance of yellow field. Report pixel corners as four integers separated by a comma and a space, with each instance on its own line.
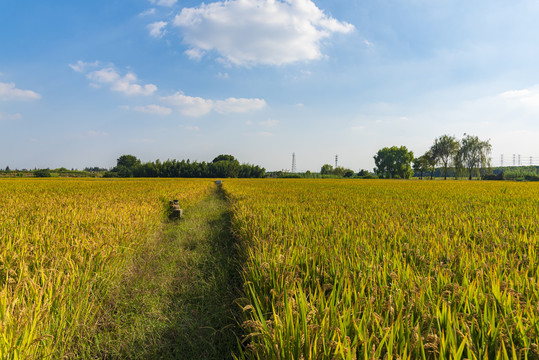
3, 178, 538, 359
225, 179, 539, 359
0, 178, 213, 359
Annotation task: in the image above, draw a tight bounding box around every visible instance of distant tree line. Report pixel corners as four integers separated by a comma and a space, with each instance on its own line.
374, 134, 492, 180
104, 154, 266, 178
320, 164, 355, 177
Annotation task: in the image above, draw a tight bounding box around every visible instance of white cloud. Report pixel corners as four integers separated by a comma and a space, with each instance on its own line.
183, 125, 200, 131
85, 67, 157, 96
498, 86, 539, 111
162, 92, 214, 116
214, 97, 266, 114
162, 92, 266, 117
256, 131, 273, 137
69, 60, 99, 73
173, 0, 354, 66
88, 67, 119, 83
363, 40, 374, 47
0, 112, 22, 120
139, 8, 156, 16
259, 118, 279, 127
150, 0, 177, 6
148, 21, 167, 38
0, 82, 41, 101
185, 48, 205, 61
134, 104, 172, 115
217, 72, 229, 79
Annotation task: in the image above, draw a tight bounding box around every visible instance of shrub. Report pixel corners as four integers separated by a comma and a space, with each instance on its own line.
34, 169, 52, 177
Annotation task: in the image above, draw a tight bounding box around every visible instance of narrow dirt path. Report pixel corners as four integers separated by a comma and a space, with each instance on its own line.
94, 187, 243, 359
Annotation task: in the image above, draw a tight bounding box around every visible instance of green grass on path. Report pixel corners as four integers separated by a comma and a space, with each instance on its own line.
92, 187, 244, 359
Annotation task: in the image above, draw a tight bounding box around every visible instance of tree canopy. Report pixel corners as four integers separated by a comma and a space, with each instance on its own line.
430, 134, 460, 180
374, 146, 414, 179
455, 134, 492, 180
212, 154, 238, 163
105, 154, 265, 178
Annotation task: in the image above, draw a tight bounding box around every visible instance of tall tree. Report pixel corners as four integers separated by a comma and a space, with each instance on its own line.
424, 150, 437, 180
116, 154, 141, 168
320, 164, 333, 175
413, 154, 431, 180
455, 134, 492, 180
430, 135, 460, 180
374, 146, 414, 179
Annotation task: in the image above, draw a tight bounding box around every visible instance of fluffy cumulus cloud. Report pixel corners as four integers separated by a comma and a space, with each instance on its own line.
162, 92, 267, 117
148, 21, 168, 38
0, 82, 41, 101
162, 93, 214, 116
71, 62, 158, 96
173, 0, 354, 66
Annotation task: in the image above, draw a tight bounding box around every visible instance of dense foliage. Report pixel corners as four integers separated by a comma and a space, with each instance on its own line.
105, 154, 265, 178
374, 146, 415, 179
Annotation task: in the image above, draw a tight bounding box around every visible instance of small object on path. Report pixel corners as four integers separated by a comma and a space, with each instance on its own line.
169, 200, 183, 219
215, 180, 222, 185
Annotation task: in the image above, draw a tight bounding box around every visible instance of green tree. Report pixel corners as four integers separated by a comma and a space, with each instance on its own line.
424, 150, 437, 180
455, 134, 492, 180
413, 156, 428, 180
343, 169, 355, 178
357, 169, 370, 177
374, 146, 414, 179
413, 151, 436, 180
430, 135, 460, 180
211, 160, 240, 178
107, 154, 142, 177
116, 154, 141, 168
34, 168, 51, 177
320, 164, 333, 175
212, 154, 237, 163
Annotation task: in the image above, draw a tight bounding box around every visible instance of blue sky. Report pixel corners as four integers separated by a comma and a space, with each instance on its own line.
1, 0, 539, 171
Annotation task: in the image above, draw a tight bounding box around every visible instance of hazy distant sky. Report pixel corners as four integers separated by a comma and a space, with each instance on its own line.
2, 0, 539, 171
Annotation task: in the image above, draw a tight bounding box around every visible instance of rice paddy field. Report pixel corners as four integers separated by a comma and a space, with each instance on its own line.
2, 178, 539, 359
0, 178, 213, 359
224, 179, 539, 359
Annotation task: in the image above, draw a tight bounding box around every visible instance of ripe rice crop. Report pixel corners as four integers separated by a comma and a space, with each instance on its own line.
225, 179, 539, 359
0, 178, 213, 359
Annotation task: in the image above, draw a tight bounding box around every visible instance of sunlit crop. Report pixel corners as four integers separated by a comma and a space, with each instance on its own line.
0, 178, 213, 359
225, 179, 539, 359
